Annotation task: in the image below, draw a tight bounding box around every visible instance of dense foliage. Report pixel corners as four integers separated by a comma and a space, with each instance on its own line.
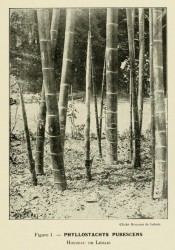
10, 8, 166, 95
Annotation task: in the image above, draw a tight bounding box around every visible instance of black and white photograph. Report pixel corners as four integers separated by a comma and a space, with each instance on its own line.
9, 7, 168, 220
1, 0, 175, 249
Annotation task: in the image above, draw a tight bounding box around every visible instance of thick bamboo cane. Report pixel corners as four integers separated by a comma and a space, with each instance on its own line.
35, 9, 60, 175
59, 9, 76, 149
138, 8, 145, 133
127, 8, 141, 168
37, 9, 67, 191
106, 8, 118, 164
152, 8, 167, 199
149, 8, 155, 198
129, 8, 135, 161
50, 9, 61, 53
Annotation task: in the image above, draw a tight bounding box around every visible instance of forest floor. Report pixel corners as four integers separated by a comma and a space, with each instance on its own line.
9, 93, 167, 220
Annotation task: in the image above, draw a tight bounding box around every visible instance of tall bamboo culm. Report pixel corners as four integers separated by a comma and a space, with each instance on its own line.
153, 8, 167, 199
138, 8, 145, 133
59, 9, 76, 149
37, 9, 67, 191
99, 56, 106, 156
127, 8, 141, 168
70, 84, 75, 138
35, 9, 60, 175
149, 8, 155, 198
92, 64, 102, 158
129, 8, 135, 161
50, 9, 61, 53
19, 83, 37, 186
35, 85, 46, 175
85, 31, 92, 181
106, 8, 118, 164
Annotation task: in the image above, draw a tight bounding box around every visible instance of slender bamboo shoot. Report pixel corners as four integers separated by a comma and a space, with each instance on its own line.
19, 83, 37, 186
92, 64, 102, 158
85, 31, 92, 181
99, 56, 106, 156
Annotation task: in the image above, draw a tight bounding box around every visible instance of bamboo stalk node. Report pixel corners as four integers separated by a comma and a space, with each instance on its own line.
64, 58, 73, 62
106, 23, 118, 27
155, 160, 167, 163
47, 114, 59, 117
154, 40, 162, 43
106, 70, 118, 74
45, 93, 57, 96
127, 28, 135, 33
106, 91, 118, 94
154, 65, 163, 69
106, 48, 118, 51
51, 29, 58, 33
60, 83, 69, 87
59, 107, 67, 112
106, 110, 117, 114
155, 111, 166, 114
65, 31, 75, 35
154, 90, 164, 93
155, 146, 166, 149
155, 130, 166, 133
42, 68, 54, 70
40, 39, 50, 42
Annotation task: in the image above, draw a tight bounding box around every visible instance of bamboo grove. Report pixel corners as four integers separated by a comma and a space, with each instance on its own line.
15, 8, 167, 200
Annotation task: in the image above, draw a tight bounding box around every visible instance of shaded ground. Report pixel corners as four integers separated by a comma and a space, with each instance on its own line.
10, 129, 167, 220
9, 93, 167, 219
